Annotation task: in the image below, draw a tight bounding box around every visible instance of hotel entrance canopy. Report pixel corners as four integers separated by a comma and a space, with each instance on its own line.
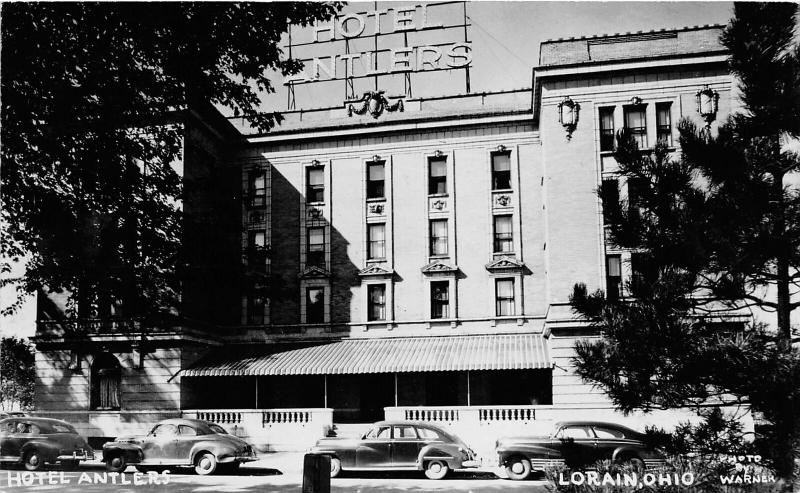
181, 334, 551, 377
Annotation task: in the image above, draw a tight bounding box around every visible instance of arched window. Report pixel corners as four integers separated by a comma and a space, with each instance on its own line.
91, 353, 121, 410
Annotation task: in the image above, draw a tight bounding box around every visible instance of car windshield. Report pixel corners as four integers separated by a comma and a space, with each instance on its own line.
208, 424, 227, 434
52, 423, 77, 434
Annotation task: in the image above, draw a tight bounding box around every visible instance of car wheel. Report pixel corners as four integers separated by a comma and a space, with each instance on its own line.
194, 452, 217, 476
505, 456, 531, 481
424, 459, 449, 480
106, 453, 127, 473
60, 460, 79, 471
23, 450, 44, 471
329, 457, 341, 478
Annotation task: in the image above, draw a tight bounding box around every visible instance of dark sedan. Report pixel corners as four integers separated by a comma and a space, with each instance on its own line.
102, 418, 257, 475
496, 421, 666, 480
308, 421, 478, 480
0, 417, 94, 471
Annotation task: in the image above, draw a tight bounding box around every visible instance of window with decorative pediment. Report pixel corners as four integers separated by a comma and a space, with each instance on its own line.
307, 227, 325, 267
430, 281, 450, 319
493, 215, 513, 253
367, 223, 385, 260
495, 278, 515, 316
429, 219, 448, 256
306, 287, 324, 323
368, 284, 386, 321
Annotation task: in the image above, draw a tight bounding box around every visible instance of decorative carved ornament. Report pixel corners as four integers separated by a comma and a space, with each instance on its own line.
431, 200, 447, 211
348, 91, 404, 119
368, 203, 384, 214
485, 256, 526, 273
421, 260, 458, 275
307, 207, 324, 219
299, 265, 331, 279
358, 265, 394, 278
495, 194, 512, 207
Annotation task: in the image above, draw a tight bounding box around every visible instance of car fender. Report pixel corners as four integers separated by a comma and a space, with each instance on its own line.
190, 440, 234, 464
611, 446, 643, 462
20, 440, 58, 462
496, 444, 554, 464
417, 443, 462, 470
102, 442, 144, 463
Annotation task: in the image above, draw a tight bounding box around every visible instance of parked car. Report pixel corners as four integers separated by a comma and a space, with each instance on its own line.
496, 421, 667, 480
0, 412, 26, 420
0, 417, 94, 471
102, 418, 257, 475
308, 420, 479, 480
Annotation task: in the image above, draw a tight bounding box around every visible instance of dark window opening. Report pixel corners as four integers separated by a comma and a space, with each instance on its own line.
307, 227, 325, 267
91, 353, 121, 410
624, 106, 647, 149
306, 167, 325, 203
430, 281, 449, 319
368, 284, 386, 321
306, 287, 324, 324
248, 169, 267, 208
367, 162, 385, 199
599, 107, 615, 152
601, 179, 621, 225
631, 252, 657, 291
627, 177, 647, 221
491, 152, 512, 190
606, 255, 622, 301
656, 102, 672, 146
247, 281, 267, 324
428, 158, 447, 195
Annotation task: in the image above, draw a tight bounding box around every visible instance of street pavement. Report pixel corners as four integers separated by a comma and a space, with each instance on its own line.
0, 452, 549, 493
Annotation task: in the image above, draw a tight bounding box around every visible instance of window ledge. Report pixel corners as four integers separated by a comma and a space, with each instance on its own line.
366, 197, 386, 202
428, 193, 449, 198
492, 188, 513, 193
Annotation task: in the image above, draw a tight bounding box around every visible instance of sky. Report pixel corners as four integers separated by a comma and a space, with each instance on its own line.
0, 1, 736, 339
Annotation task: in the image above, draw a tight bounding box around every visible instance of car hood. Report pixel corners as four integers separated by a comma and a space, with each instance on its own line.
496, 435, 551, 446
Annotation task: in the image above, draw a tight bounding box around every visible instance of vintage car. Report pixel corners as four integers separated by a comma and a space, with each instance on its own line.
102, 418, 257, 475
0, 417, 94, 471
308, 420, 478, 480
496, 421, 666, 480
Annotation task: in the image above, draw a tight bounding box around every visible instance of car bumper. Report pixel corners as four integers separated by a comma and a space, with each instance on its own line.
56, 450, 93, 461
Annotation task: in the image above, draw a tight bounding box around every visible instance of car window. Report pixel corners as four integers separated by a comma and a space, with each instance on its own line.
52, 423, 76, 434
393, 426, 417, 439
365, 426, 390, 439
558, 426, 591, 439
151, 424, 178, 437
416, 427, 441, 440
208, 424, 227, 435
179, 425, 197, 436
593, 426, 625, 439
1, 421, 17, 433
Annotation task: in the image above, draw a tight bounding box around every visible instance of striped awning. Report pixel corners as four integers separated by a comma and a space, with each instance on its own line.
182, 334, 551, 377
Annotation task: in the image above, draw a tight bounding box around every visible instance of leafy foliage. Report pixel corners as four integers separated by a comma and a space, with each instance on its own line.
569, 2, 800, 482
0, 337, 35, 410
1, 2, 341, 321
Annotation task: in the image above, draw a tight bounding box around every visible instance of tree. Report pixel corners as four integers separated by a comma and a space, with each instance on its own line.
0, 337, 35, 410
570, 2, 800, 485
1, 2, 341, 323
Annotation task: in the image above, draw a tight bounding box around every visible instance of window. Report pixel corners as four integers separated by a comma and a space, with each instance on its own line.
631, 252, 656, 290
495, 278, 515, 316
150, 424, 178, 437
428, 158, 447, 195
178, 425, 197, 436
493, 215, 513, 253
601, 179, 620, 225
367, 161, 385, 199
592, 426, 626, 439
248, 169, 266, 207
368, 284, 386, 321
249, 230, 267, 252
491, 152, 512, 190
247, 285, 266, 324
365, 426, 391, 439
627, 177, 647, 221
606, 255, 622, 301
307, 287, 324, 323
599, 107, 615, 152
557, 426, 591, 439
429, 219, 448, 256
416, 427, 442, 440
307, 227, 325, 267
367, 223, 385, 260
624, 106, 647, 148
306, 167, 325, 203
394, 426, 418, 439
656, 102, 672, 145
91, 353, 121, 410
430, 281, 449, 319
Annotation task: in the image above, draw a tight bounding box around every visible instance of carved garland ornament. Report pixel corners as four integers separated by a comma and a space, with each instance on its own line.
348, 91, 404, 119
